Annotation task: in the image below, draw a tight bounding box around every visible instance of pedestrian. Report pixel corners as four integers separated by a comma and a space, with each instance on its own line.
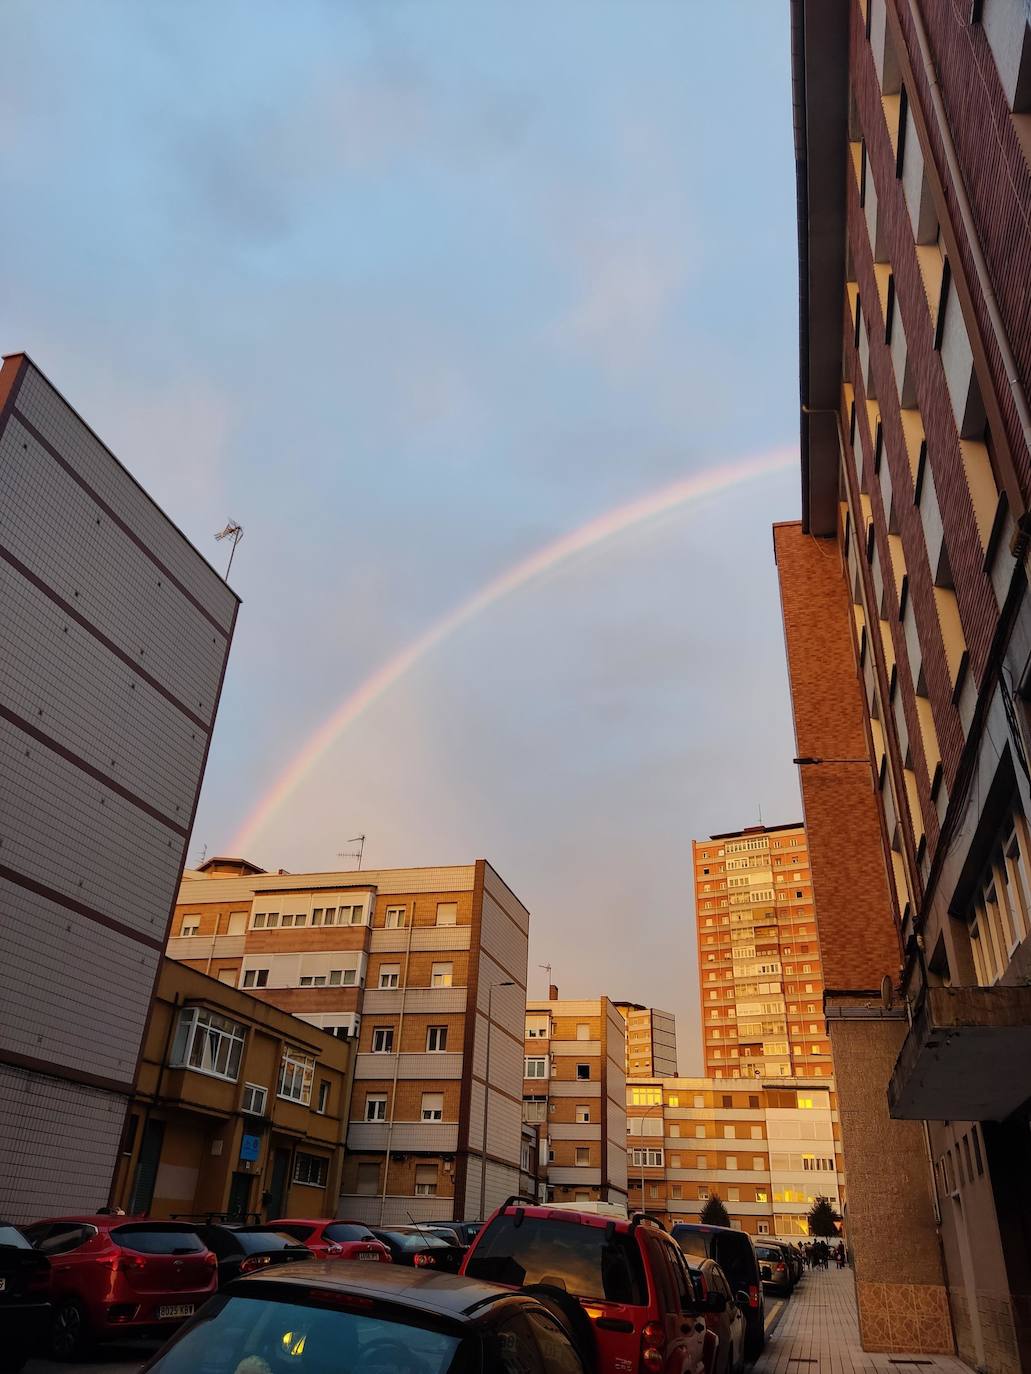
836, 1242, 846, 1269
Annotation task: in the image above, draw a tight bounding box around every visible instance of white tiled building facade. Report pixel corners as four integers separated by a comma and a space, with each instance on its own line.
0, 354, 238, 1221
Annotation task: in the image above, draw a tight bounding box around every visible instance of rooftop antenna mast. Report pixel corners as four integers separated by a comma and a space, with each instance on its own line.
338, 835, 366, 870
215, 520, 244, 578
539, 963, 553, 994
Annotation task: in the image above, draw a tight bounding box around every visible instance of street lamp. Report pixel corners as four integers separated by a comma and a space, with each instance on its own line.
480, 980, 515, 1220
793, 756, 869, 766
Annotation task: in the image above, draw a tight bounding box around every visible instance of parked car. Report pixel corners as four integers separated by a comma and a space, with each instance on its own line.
266, 1219, 392, 1263
22, 1217, 217, 1359
192, 1225, 313, 1288
753, 1242, 792, 1296
781, 1244, 803, 1287
0, 1222, 50, 1373
462, 1198, 711, 1373
370, 1226, 464, 1273
690, 1258, 746, 1374
427, 1220, 483, 1247
135, 1261, 592, 1374
671, 1223, 766, 1361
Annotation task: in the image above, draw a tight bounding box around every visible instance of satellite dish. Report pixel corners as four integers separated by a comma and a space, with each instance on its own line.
880, 974, 894, 1009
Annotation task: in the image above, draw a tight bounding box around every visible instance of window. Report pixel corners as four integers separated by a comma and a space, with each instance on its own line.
435, 902, 458, 927
693, 1094, 705, 1108
431, 962, 453, 988
698, 1186, 710, 1201
757, 1221, 770, 1235
365, 1094, 387, 1121
242, 969, 269, 989
726, 1156, 738, 1170
631, 1086, 662, 1105
526, 1015, 550, 1039
356, 1162, 379, 1195
753, 1156, 765, 1170
426, 1025, 448, 1052
523, 1095, 547, 1122
415, 1164, 438, 1196
576, 1023, 591, 1040
421, 1092, 444, 1122
576, 1063, 591, 1081
722, 1094, 733, 1108
372, 1027, 394, 1054
728, 1187, 740, 1202
385, 906, 406, 928
724, 1126, 735, 1139
278, 1050, 315, 1105
751, 1125, 762, 1139
171, 1007, 245, 1082
311, 908, 324, 926
378, 964, 400, 989
525, 1056, 547, 1079
293, 1152, 328, 1188
241, 1082, 267, 1115
695, 1125, 706, 1139
672, 1184, 683, 1199
756, 1189, 768, 1203
576, 1105, 591, 1123
346, 905, 365, 926
575, 1147, 591, 1167
696, 1154, 707, 1168
180, 921, 199, 937
630, 1149, 663, 1167
669, 1124, 680, 1137
317, 1081, 330, 1114
668, 1094, 679, 1107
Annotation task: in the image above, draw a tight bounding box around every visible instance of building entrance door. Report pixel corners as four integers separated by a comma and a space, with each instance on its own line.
228, 1171, 253, 1221
266, 1147, 291, 1218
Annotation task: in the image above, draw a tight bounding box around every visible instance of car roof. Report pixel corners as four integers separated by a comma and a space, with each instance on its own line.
233, 1259, 526, 1322
494, 1204, 635, 1234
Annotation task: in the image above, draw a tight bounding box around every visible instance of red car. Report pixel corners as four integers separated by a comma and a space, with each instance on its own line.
268, 1218, 392, 1263
23, 1217, 217, 1358
462, 1199, 711, 1373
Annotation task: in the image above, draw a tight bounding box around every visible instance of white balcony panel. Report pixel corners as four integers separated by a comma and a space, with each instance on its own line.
548, 1123, 601, 1142
338, 1194, 453, 1226
550, 1041, 601, 1057
361, 987, 467, 1015
548, 1167, 602, 1187
346, 1121, 459, 1152
167, 935, 245, 960
354, 1052, 464, 1081
548, 1081, 601, 1098
368, 927, 471, 954
664, 1170, 770, 1185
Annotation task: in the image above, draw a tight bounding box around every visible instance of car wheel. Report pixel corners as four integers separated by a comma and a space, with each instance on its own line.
743, 1320, 765, 1362
50, 1299, 93, 1361
522, 1283, 598, 1373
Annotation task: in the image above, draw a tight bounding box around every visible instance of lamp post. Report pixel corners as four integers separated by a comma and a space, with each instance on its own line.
793, 756, 869, 766
480, 980, 515, 1220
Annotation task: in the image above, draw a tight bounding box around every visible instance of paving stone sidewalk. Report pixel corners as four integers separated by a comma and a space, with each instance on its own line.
754, 1266, 971, 1374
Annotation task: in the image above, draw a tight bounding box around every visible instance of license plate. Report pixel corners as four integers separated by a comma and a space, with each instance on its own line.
357, 1252, 379, 1261
158, 1304, 194, 1320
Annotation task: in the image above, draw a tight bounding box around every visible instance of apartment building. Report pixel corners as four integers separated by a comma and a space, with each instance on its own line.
626, 1078, 845, 1239
168, 859, 529, 1223
780, 0, 1031, 1362
110, 960, 352, 1221
0, 353, 238, 1222
614, 1002, 678, 1078
522, 990, 628, 1205
693, 824, 832, 1080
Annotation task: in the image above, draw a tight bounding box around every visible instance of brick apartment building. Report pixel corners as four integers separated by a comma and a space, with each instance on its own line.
780, 0, 1031, 1363
0, 354, 237, 1222
522, 990, 628, 1205
692, 824, 832, 1080
614, 1002, 678, 1078
626, 1077, 845, 1239
168, 858, 529, 1222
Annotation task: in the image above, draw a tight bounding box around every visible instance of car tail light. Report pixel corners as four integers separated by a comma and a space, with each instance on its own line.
641, 1320, 665, 1372
240, 1254, 274, 1274
116, 1253, 147, 1274
204, 1252, 218, 1268
413, 1253, 436, 1267
748, 1284, 760, 1308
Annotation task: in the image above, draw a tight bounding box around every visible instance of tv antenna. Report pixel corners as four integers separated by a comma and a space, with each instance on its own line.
215, 520, 244, 577
539, 963, 553, 993
338, 835, 366, 870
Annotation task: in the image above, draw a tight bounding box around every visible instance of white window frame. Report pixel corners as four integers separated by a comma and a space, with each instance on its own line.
372, 1027, 394, 1054
430, 963, 453, 988
379, 965, 400, 989
278, 1049, 315, 1105
170, 1007, 245, 1082
241, 1082, 267, 1115
365, 1095, 387, 1121
435, 903, 458, 927
385, 906, 406, 929
575, 1146, 591, 1167
630, 1148, 664, 1168
421, 1092, 444, 1122
180, 921, 199, 937
525, 1056, 547, 1079
426, 1025, 448, 1053
292, 1152, 328, 1188
414, 1164, 438, 1196
242, 969, 269, 989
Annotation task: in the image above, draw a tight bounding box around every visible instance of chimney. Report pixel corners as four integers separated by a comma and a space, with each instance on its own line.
548, 983, 559, 1001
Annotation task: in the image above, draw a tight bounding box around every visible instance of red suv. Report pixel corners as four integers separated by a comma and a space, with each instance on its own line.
23, 1217, 217, 1358
461, 1200, 712, 1372
267, 1219, 392, 1263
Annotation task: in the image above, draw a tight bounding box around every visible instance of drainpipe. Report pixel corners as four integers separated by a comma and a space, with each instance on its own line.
379, 907, 414, 1224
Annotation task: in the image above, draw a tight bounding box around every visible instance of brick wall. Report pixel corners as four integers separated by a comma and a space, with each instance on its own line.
774, 522, 901, 989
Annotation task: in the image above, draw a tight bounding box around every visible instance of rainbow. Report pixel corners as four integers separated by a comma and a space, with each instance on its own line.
230, 445, 796, 856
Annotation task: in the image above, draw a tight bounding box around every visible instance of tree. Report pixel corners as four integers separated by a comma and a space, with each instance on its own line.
807, 1196, 841, 1237
700, 1193, 731, 1228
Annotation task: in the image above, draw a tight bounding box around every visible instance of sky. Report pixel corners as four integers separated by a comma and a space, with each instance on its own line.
2, 1, 804, 1072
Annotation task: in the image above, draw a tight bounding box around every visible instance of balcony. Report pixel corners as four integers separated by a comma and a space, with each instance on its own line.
888, 985, 1031, 1121
346, 1120, 460, 1152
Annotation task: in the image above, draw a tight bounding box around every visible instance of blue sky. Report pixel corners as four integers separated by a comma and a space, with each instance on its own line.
3, 1, 803, 1070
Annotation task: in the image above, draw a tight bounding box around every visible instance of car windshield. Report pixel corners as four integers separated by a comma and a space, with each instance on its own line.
112, 1226, 206, 1254
671, 1228, 709, 1259
464, 1215, 646, 1305
234, 1232, 306, 1253
383, 1232, 450, 1252
0, 1226, 30, 1250
146, 1293, 466, 1374
323, 1225, 376, 1244
755, 1246, 781, 1261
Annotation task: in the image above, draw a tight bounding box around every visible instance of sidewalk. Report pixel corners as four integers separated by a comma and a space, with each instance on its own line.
754, 1267, 970, 1373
